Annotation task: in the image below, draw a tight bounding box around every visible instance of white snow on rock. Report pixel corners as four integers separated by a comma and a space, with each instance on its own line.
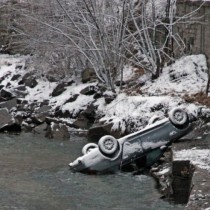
0, 54, 207, 132
174, 149, 210, 171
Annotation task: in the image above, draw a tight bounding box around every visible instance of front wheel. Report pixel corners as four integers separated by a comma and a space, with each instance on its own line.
98, 135, 119, 156
169, 108, 188, 126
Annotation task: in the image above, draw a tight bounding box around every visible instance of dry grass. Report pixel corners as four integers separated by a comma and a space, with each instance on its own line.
183, 92, 210, 106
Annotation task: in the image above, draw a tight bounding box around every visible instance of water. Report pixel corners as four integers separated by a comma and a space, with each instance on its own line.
0, 132, 183, 210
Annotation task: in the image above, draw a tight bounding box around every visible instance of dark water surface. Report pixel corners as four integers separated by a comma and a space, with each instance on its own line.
0, 132, 183, 210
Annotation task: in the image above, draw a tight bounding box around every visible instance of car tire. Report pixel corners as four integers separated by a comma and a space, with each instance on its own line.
148, 115, 161, 125
82, 143, 98, 155
98, 135, 119, 156
169, 108, 188, 126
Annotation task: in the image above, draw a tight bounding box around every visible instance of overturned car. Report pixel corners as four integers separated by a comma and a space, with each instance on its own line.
69, 108, 197, 174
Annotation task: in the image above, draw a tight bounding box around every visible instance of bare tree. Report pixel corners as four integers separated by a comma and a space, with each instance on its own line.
4, 0, 205, 90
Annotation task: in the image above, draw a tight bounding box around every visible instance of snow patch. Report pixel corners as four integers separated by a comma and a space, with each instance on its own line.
142, 54, 208, 95
174, 149, 210, 171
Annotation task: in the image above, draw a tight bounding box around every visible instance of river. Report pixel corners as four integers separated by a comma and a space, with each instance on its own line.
0, 132, 184, 210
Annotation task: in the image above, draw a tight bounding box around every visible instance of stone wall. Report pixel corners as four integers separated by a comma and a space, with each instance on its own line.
175, 0, 210, 64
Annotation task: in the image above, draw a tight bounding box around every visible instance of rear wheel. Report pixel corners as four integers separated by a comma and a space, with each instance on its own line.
169, 108, 188, 126
98, 135, 119, 156
82, 143, 98, 155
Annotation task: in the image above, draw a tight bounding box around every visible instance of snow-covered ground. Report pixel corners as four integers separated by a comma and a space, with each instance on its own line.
174, 149, 210, 171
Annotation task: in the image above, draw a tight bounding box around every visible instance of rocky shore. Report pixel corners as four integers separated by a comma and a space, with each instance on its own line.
149, 123, 210, 209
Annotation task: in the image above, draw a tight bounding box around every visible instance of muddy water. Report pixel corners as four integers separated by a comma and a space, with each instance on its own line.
0, 132, 183, 210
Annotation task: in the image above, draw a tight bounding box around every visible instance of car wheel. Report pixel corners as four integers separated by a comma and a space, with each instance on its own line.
98, 135, 119, 156
169, 108, 188, 126
148, 115, 161, 125
82, 143, 98, 155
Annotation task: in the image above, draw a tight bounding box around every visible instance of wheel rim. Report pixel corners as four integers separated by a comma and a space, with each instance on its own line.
98, 135, 119, 155
103, 138, 115, 151
174, 110, 184, 122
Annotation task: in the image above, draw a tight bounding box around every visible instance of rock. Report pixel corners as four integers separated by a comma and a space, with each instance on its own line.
81, 68, 96, 83
81, 103, 96, 121
24, 77, 38, 88
0, 98, 17, 110
18, 72, 38, 88
115, 80, 126, 87
11, 74, 21, 81
21, 121, 34, 132
0, 108, 14, 128
31, 114, 46, 124
80, 85, 97, 95
172, 160, 195, 204
51, 83, 67, 97
36, 105, 51, 114
45, 122, 70, 139
15, 85, 26, 91
72, 116, 91, 129
0, 89, 14, 100
93, 92, 103, 99
87, 123, 122, 142
0, 108, 21, 132
64, 94, 79, 103
54, 108, 72, 118
33, 122, 48, 135
31, 105, 51, 124
46, 75, 58, 82
71, 103, 96, 129
104, 93, 117, 104
40, 100, 49, 106
13, 89, 28, 98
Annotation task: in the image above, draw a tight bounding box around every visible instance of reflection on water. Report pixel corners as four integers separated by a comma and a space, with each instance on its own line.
0, 132, 183, 210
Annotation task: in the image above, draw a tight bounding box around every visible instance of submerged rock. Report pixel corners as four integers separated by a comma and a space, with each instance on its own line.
45, 122, 70, 139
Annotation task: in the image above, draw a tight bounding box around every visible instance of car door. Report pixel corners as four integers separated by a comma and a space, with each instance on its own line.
140, 122, 171, 152
121, 134, 144, 165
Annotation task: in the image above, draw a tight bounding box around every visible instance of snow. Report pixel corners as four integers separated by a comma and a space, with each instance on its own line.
142, 54, 208, 96
1, 54, 208, 133
174, 149, 210, 171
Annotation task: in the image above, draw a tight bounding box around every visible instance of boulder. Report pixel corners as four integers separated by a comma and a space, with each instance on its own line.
11, 74, 21, 81
0, 89, 14, 100
0, 98, 17, 110
31, 105, 51, 124
80, 85, 97, 95
72, 116, 91, 129
81, 103, 96, 121
54, 108, 72, 118
51, 83, 67, 97
0, 108, 21, 132
33, 122, 48, 135
64, 94, 79, 104
24, 77, 38, 88
18, 72, 38, 88
15, 85, 26, 91
45, 122, 70, 139
81, 68, 96, 83
104, 93, 117, 104
87, 123, 122, 142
